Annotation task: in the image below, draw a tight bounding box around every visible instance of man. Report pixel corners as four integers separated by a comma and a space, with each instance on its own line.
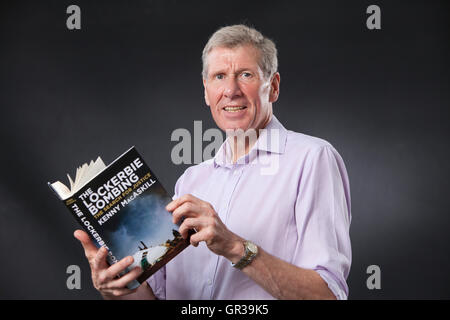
74, 24, 352, 300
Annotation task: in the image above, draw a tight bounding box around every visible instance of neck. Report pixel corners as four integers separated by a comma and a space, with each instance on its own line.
228, 114, 273, 163
229, 135, 255, 163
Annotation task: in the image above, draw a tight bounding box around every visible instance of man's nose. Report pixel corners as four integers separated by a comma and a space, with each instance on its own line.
223, 78, 242, 99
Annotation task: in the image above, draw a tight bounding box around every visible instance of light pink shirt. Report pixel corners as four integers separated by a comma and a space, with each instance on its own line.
148, 116, 352, 299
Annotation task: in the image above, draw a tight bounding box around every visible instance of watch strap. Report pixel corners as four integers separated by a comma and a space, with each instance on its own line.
232, 241, 258, 270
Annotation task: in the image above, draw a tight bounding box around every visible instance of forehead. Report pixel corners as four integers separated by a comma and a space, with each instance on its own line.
206, 45, 261, 72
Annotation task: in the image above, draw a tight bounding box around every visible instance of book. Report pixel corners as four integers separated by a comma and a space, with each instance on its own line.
48, 146, 190, 289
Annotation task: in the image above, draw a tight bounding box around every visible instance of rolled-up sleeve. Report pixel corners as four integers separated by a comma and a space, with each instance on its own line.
292, 145, 352, 300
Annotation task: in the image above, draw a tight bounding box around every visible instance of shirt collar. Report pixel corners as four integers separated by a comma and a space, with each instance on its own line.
213, 115, 288, 168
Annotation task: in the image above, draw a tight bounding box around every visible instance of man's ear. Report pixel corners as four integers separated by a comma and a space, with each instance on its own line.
203, 78, 210, 106
269, 72, 280, 103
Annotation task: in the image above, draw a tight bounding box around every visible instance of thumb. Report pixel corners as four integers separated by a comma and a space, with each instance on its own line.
74, 229, 98, 259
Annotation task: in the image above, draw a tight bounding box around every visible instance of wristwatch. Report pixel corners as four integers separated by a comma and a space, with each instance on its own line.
232, 240, 258, 270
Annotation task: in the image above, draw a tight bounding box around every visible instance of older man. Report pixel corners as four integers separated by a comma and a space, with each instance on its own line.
75, 25, 352, 300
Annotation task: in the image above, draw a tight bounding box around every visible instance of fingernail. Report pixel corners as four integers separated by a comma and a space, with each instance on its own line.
135, 267, 143, 273
166, 201, 175, 210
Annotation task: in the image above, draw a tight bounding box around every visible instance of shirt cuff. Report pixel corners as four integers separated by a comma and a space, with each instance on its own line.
315, 269, 348, 300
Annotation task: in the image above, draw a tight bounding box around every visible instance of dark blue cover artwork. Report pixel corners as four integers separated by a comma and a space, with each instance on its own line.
105, 192, 175, 262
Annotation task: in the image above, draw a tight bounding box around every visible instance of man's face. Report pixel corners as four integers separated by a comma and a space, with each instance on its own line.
203, 45, 280, 132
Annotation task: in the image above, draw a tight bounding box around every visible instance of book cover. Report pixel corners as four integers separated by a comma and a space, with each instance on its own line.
48, 146, 190, 289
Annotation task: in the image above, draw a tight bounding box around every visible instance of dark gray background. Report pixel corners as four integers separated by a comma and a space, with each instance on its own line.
1, 0, 449, 299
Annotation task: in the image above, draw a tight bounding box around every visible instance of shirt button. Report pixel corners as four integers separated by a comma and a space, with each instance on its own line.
207, 279, 212, 286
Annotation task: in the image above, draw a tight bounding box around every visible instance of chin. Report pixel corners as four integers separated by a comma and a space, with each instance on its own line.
219, 120, 251, 132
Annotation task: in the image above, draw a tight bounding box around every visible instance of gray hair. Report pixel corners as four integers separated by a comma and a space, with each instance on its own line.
202, 24, 278, 80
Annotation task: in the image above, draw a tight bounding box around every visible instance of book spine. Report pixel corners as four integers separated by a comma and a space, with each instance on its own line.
62, 196, 140, 290
63, 197, 108, 251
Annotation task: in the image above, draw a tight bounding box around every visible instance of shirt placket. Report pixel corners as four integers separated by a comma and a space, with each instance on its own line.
206, 164, 244, 299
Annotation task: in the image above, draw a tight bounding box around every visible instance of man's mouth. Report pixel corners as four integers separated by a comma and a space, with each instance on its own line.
223, 106, 247, 112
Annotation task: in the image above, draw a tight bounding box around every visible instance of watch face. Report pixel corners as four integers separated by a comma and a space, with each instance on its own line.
246, 241, 258, 254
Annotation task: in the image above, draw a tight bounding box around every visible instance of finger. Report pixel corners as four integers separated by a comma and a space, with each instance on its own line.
172, 202, 200, 224
74, 229, 98, 260
189, 228, 214, 247
93, 246, 109, 271
106, 287, 138, 298
107, 267, 143, 290
179, 217, 207, 239
105, 256, 135, 279
166, 194, 198, 212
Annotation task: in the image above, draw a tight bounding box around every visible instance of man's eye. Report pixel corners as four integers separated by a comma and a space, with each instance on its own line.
215, 74, 224, 80
242, 72, 252, 78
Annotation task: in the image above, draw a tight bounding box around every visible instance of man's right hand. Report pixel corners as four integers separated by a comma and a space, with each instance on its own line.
73, 229, 144, 299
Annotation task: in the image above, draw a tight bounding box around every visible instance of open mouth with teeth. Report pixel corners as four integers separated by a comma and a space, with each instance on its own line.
223, 106, 247, 112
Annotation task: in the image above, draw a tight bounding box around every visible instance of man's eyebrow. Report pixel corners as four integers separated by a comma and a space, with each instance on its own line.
210, 69, 226, 76
209, 68, 254, 76
234, 68, 253, 74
